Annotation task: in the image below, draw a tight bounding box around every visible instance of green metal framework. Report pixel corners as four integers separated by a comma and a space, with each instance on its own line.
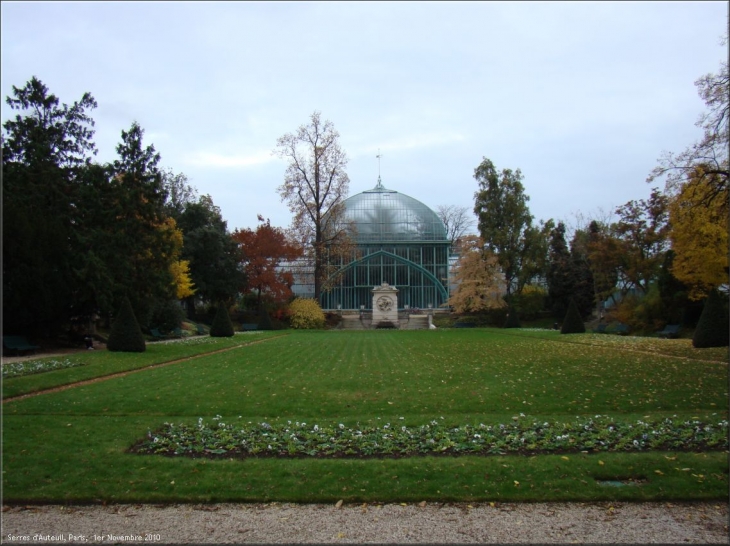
318, 179, 450, 310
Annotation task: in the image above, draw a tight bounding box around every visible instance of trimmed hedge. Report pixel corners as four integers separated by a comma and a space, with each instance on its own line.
693, 289, 729, 348
107, 297, 146, 352
560, 298, 586, 334
209, 304, 235, 337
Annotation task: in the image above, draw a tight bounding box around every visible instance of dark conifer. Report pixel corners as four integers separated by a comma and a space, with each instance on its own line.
107, 296, 146, 352
209, 304, 235, 337
692, 290, 729, 348
560, 298, 586, 334
258, 307, 274, 331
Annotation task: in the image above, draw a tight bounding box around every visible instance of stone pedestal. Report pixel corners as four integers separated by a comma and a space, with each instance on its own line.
372, 283, 399, 326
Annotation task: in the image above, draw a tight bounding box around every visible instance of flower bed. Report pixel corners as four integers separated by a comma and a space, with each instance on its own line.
2, 358, 86, 379
131, 415, 729, 459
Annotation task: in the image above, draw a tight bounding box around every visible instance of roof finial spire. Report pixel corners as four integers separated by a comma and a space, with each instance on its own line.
376, 149, 383, 189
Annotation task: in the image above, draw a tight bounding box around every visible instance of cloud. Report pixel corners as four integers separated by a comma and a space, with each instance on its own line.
183, 150, 277, 169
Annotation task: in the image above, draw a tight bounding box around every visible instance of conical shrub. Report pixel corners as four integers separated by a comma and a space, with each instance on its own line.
693, 289, 729, 348
504, 306, 521, 328
560, 298, 586, 334
210, 304, 235, 337
258, 307, 273, 331
107, 296, 146, 352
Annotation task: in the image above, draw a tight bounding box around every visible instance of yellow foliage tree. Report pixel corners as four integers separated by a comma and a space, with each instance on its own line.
448, 235, 507, 313
668, 167, 728, 300
155, 216, 196, 300
170, 260, 196, 299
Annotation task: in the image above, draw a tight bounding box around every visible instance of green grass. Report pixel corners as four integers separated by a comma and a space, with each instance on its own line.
2, 332, 281, 399
3, 329, 728, 503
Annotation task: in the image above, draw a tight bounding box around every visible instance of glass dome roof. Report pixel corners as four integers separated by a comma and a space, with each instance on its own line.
342, 178, 447, 243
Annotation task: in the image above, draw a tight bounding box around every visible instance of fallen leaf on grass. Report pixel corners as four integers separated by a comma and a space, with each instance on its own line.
335, 500, 343, 509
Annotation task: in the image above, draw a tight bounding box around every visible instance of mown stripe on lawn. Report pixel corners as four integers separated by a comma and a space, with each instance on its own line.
2, 334, 288, 404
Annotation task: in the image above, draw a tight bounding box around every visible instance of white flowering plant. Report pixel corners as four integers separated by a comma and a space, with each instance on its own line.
131, 415, 729, 459
2, 358, 86, 379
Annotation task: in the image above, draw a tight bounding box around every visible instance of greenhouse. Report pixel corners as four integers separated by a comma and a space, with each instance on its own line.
294, 177, 451, 311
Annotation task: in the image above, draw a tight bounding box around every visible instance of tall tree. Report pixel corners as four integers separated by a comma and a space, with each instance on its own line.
275, 111, 351, 301
447, 235, 506, 314
176, 194, 243, 315
473, 157, 533, 296
586, 220, 621, 312
2, 77, 97, 334
668, 166, 728, 300
436, 204, 475, 248
612, 188, 670, 296
161, 168, 198, 220
648, 38, 728, 206
569, 229, 596, 319
233, 216, 303, 308
546, 222, 572, 319
107, 121, 179, 324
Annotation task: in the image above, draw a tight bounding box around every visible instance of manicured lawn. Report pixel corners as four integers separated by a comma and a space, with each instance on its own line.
3, 329, 728, 503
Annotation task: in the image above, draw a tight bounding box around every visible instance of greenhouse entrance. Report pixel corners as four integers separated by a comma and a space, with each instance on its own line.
321, 249, 449, 311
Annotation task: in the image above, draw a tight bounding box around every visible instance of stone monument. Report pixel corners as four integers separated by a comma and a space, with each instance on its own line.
372, 282, 399, 327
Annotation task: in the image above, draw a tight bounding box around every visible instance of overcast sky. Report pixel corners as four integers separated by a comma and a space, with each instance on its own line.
2, 1, 727, 234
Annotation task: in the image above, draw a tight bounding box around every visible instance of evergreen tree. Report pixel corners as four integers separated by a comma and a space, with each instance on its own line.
570, 230, 595, 318
210, 304, 235, 337
546, 222, 572, 319
108, 122, 179, 324
2, 77, 97, 334
561, 298, 586, 334
176, 195, 244, 317
107, 297, 146, 352
258, 307, 274, 331
692, 290, 729, 348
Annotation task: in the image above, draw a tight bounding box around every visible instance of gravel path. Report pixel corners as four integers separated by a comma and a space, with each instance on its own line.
3, 502, 728, 544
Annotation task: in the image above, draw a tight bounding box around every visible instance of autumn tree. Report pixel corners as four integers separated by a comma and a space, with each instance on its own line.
648, 37, 728, 206
647, 37, 728, 316
473, 157, 534, 296
233, 216, 303, 308
275, 111, 351, 301
668, 166, 729, 299
612, 188, 670, 296
448, 235, 507, 314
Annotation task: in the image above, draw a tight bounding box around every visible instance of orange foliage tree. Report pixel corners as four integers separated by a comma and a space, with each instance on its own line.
233, 216, 303, 308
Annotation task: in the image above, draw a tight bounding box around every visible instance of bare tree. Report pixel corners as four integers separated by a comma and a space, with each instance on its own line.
648, 35, 728, 206
275, 111, 351, 301
436, 204, 476, 248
